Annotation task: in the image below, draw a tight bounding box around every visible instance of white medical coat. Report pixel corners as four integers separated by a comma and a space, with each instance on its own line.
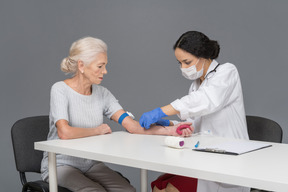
171, 60, 250, 192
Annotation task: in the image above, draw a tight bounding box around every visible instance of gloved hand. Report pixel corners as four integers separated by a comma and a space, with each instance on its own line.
139, 107, 168, 129
155, 119, 170, 127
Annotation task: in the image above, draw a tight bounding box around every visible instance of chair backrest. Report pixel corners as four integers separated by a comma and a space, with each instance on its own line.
246, 115, 283, 143
11, 116, 49, 173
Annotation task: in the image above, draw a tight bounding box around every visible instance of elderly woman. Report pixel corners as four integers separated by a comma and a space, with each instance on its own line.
41, 37, 189, 192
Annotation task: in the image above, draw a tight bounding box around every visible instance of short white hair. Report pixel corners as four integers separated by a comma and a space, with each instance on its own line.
60, 37, 107, 74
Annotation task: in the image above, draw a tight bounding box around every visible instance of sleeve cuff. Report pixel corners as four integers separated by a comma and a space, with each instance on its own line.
171, 99, 190, 120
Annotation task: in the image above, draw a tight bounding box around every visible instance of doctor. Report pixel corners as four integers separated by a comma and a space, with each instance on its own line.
139, 31, 250, 192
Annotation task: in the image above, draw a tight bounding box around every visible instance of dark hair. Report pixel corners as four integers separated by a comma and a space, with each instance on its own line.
173, 31, 220, 59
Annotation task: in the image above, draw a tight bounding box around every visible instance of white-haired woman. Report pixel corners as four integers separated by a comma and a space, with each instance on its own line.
41, 37, 188, 192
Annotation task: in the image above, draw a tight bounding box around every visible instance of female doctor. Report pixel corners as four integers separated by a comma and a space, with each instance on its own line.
139, 31, 250, 192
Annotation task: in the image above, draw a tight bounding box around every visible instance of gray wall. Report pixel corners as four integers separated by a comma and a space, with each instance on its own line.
1, 1, 287, 191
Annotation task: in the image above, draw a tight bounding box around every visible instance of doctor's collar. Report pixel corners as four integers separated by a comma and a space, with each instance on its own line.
204, 60, 221, 79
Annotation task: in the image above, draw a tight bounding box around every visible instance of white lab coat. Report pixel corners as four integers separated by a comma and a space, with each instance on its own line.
170, 60, 250, 192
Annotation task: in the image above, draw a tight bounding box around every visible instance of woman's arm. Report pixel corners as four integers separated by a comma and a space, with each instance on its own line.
56, 119, 112, 140
111, 109, 192, 136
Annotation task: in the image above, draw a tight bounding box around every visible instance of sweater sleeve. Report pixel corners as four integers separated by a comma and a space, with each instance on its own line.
50, 82, 69, 124
102, 87, 123, 119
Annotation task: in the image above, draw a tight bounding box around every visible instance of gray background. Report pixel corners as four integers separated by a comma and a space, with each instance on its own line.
1, 1, 287, 191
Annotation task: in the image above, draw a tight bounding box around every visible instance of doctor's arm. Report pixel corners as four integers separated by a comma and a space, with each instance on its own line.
139, 65, 239, 128
161, 104, 180, 116
171, 65, 239, 119
152, 105, 180, 126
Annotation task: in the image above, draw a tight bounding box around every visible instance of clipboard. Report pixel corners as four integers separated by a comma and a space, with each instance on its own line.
193, 140, 272, 155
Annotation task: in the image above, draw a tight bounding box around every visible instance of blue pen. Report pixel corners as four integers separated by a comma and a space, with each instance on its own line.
195, 141, 200, 148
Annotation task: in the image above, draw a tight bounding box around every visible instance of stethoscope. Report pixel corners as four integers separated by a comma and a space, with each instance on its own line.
204, 63, 221, 79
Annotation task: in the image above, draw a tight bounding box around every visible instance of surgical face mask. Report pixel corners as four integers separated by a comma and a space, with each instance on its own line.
180, 59, 204, 80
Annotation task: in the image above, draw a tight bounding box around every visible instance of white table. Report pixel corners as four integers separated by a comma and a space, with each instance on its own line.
35, 131, 288, 192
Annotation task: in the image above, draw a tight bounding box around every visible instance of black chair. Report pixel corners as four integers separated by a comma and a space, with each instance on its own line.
11, 116, 71, 192
246, 115, 283, 192
246, 115, 283, 143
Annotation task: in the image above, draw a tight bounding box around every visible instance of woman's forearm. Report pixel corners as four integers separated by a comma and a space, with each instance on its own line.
56, 120, 111, 139
122, 118, 177, 136
111, 109, 178, 136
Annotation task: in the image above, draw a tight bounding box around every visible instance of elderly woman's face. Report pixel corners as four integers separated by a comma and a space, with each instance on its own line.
83, 52, 108, 85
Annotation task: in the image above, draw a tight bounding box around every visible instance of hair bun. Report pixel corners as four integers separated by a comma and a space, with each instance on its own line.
60, 57, 76, 73
209, 40, 220, 59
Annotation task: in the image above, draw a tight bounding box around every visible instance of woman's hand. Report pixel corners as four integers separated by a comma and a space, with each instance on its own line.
174, 122, 194, 137
96, 124, 112, 135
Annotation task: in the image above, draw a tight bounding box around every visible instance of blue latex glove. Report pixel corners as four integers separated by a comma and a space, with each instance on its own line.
139, 107, 167, 129
155, 119, 170, 127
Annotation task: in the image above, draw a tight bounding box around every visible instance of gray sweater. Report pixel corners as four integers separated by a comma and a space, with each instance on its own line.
41, 81, 122, 180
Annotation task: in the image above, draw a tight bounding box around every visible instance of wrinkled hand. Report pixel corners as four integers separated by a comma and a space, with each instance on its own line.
97, 124, 112, 135
139, 108, 167, 129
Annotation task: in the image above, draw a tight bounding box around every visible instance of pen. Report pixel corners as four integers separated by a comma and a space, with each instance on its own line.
195, 141, 200, 148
